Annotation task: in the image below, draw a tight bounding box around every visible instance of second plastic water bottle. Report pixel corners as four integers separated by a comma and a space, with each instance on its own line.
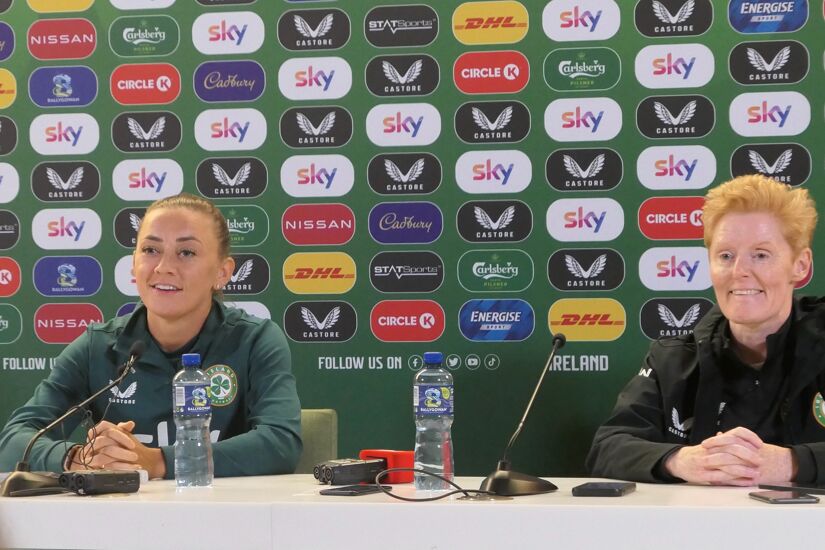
173, 353, 213, 487
413, 351, 454, 491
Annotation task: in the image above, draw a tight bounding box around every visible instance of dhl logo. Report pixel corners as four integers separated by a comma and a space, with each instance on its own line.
282, 252, 356, 294
453, 1, 528, 45
548, 298, 625, 341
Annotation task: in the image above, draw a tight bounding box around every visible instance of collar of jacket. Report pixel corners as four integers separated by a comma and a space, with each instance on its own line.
689, 296, 825, 442
109, 300, 230, 371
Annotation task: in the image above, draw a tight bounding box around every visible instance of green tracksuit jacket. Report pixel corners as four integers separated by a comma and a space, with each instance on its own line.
0, 301, 302, 478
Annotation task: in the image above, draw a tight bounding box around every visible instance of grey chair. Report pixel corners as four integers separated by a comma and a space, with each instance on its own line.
295, 408, 338, 474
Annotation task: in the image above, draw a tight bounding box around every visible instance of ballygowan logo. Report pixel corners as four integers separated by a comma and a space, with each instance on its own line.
365, 54, 439, 97
285, 301, 356, 343
29, 66, 98, 108
0, 210, 19, 250
368, 152, 441, 195
280, 106, 352, 148
635, 0, 714, 37
730, 143, 810, 187
196, 157, 267, 198
113, 207, 145, 248
640, 297, 713, 339
457, 200, 532, 243
455, 100, 529, 144
370, 251, 444, 293
548, 248, 625, 291
33, 256, 102, 297
546, 148, 622, 191
0, 116, 17, 155
32, 161, 100, 202
278, 9, 350, 51
112, 111, 181, 153
365, 5, 439, 48
637, 95, 714, 139
224, 253, 269, 295
729, 40, 808, 85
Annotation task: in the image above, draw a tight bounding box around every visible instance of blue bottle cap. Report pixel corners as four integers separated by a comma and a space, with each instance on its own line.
423, 351, 443, 364
181, 353, 201, 367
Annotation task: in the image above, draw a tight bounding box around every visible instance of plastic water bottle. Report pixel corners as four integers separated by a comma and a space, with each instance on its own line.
413, 351, 454, 491
173, 353, 213, 487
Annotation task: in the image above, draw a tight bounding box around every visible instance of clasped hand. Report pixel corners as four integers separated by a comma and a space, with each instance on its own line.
664, 426, 796, 486
67, 420, 166, 479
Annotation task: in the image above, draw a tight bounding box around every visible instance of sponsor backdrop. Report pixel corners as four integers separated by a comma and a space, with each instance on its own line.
0, 0, 823, 477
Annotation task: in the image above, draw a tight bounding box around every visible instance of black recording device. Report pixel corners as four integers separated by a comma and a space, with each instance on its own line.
313, 458, 387, 485
479, 333, 566, 497
572, 481, 636, 497
0, 341, 145, 498
319, 484, 391, 496
58, 470, 140, 496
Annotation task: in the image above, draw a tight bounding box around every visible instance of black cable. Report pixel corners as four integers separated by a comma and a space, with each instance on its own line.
374, 468, 494, 502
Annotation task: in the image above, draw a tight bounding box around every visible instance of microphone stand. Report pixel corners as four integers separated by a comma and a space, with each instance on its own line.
479, 334, 566, 496
1, 348, 142, 497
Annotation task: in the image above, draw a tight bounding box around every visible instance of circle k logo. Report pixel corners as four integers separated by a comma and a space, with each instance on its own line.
548, 298, 625, 342
282, 203, 355, 246
27, 18, 96, 60
110, 63, 181, 105
638, 196, 705, 240
34, 302, 103, 344
0, 256, 21, 297
370, 300, 445, 342
453, 50, 529, 94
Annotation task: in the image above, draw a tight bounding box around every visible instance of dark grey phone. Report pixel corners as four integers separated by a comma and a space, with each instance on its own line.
319, 484, 390, 496
572, 482, 636, 497
758, 482, 825, 495
749, 490, 819, 504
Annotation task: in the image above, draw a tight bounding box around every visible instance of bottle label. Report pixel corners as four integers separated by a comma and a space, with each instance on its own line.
174, 383, 211, 416
414, 384, 454, 415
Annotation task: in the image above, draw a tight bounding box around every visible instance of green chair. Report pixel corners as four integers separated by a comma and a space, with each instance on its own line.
295, 408, 338, 474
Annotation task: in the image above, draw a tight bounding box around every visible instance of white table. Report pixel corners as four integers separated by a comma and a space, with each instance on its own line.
0, 475, 821, 549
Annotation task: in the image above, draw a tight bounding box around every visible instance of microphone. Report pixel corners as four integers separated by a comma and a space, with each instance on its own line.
479, 333, 566, 496
0, 341, 146, 497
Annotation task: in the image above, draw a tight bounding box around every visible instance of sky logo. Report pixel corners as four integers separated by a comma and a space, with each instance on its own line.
473, 160, 514, 185
366, 103, 440, 146
543, 0, 619, 41
639, 246, 710, 290
655, 155, 697, 181
545, 98, 621, 142
30, 114, 99, 155
561, 107, 603, 133
297, 163, 337, 189
194, 108, 266, 151
208, 20, 247, 45
747, 101, 791, 127
113, 159, 183, 201
45, 122, 83, 146
211, 117, 250, 142
652, 53, 695, 79
192, 12, 264, 55
128, 168, 166, 192
383, 112, 423, 137
32, 208, 102, 250
729, 92, 809, 137
295, 65, 335, 91
546, 198, 623, 242
657, 255, 699, 282
281, 154, 354, 198
560, 7, 601, 31
564, 207, 605, 232
278, 57, 352, 100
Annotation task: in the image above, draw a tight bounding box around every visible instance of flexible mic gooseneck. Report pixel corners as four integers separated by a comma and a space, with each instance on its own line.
1, 341, 145, 497
479, 333, 566, 497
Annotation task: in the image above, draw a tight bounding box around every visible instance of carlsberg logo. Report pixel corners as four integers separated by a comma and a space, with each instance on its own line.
472, 262, 519, 280
123, 28, 167, 45
559, 60, 606, 79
